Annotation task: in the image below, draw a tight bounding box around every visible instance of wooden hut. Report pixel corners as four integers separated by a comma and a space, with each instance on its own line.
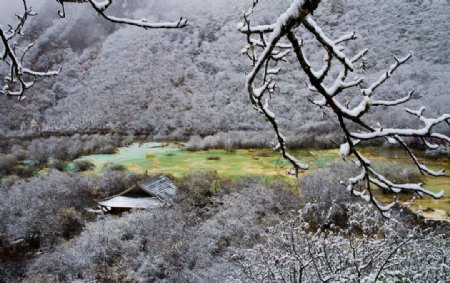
97, 175, 177, 214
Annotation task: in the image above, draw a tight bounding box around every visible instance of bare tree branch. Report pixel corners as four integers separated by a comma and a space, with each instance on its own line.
240, 0, 449, 214
86, 0, 187, 29
0, 0, 187, 100
0, 0, 59, 100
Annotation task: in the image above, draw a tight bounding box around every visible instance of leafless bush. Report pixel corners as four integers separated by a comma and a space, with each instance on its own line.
48, 159, 67, 171
186, 124, 353, 151
301, 162, 356, 204
186, 131, 273, 150
56, 207, 84, 240
0, 153, 19, 175
299, 162, 361, 229
0, 171, 93, 248
25, 134, 122, 168
72, 160, 94, 172
103, 163, 126, 171
374, 164, 424, 191
0, 169, 145, 249
176, 170, 222, 211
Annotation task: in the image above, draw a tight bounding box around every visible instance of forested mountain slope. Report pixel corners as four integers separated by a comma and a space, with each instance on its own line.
1, 0, 448, 139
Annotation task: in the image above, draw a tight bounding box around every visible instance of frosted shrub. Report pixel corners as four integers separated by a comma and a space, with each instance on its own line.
374, 164, 424, 190
300, 162, 356, 205
234, 202, 449, 282
0, 170, 145, 247
24, 135, 123, 168
0, 171, 94, 246
185, 134, 204, 151
72, 160, 94, 172
0, 153, 19, 175
22, 175, 301, 282
177, 170, 222, 207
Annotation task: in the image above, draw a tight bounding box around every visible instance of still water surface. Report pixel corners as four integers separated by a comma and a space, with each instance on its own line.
76, 142, 449, 220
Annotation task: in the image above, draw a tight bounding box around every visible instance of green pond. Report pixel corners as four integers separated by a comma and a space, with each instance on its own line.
76, 142, 450, 219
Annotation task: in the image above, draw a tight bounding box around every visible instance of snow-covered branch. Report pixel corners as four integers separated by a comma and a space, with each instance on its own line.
371, 91, 413, 106
0, 0, 59, 100
302, 16, 354, 71
56, 0, 187, 28
240, 0, 448, 213
361, 52, 412, 97
1, 0, 187, 99
241, 0, 320, 175
87, 0, 187, 29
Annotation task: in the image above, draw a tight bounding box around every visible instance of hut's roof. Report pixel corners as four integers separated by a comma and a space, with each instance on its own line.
138, 175, 177, 201
96, 175, 177, 210
98, 196, 161, 209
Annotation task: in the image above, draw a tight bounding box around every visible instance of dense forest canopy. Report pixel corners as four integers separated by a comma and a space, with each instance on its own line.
0, 0, 448, 139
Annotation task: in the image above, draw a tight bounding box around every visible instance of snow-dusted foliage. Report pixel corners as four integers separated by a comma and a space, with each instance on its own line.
234, 202, 449, 282
19, 174, 302, 282
2, 166, 448, 282
0, 169, 144, 246
240, 0, 449, 214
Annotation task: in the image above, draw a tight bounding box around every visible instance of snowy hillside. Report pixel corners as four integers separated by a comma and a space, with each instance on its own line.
1, 0, 448, 138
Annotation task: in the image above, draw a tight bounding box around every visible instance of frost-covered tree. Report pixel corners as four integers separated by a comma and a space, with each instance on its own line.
239, 0, 449, 215
234, 202, 449, 282
0, 0, 187, 100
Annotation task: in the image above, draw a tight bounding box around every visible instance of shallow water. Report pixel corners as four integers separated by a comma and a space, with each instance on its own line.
77, 142, 341, 177
76, 142, 450, 219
